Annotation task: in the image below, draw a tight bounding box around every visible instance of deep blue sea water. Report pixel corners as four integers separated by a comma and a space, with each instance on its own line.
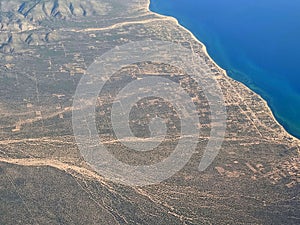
150, 0, 300, 139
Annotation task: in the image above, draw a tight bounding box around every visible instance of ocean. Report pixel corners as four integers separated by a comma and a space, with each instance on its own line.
150, 0, 300, 139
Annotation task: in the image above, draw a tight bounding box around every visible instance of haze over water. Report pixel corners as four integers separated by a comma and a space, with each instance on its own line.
150, 0, 300, 138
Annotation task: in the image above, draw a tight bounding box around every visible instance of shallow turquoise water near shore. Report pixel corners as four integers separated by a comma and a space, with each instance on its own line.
150, 0, 300, 139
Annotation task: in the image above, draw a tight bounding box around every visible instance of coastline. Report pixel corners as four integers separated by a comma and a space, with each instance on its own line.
146, 0, 300, 143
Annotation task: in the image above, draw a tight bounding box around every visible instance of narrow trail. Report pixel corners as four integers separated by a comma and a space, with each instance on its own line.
0, 157, 109, 185
73, 17, 169, 32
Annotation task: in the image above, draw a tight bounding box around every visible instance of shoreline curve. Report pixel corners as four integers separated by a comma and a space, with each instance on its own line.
146, 0, 300, 143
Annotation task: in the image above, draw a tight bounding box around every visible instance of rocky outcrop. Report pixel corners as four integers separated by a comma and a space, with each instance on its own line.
1, 0, 112, 21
